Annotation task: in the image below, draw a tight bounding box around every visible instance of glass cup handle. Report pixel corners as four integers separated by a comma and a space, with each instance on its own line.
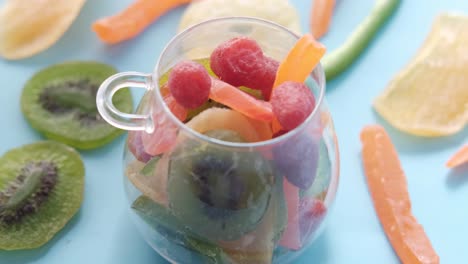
96, 72, 155, 133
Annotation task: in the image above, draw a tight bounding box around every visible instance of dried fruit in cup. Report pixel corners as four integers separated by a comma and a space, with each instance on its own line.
209, 79, 274, 122
185, 108, 272, 142
132, 195, 228, 263
210, 37, 279, 94
278, 179, 301, 250
273, 133, 319, 190
139, 88, 188, 156
299, 197, 326, 243
21, 61, 133, 150
127, 131, 153, 163
271, 81, 316, 131
0, 0, 86, 60
168, 61, 211, 109
270, 33, 326, 133
373, 13, 468, 137
167, 129, 274, 241
272, 34, 326, 89
219, 173, 287, 264
0, 141, 84, 250
126, 155, 169, 206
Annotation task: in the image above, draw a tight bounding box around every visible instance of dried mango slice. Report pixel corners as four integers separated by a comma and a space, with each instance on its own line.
0, 0, 86, 60
373, 13, 468, 137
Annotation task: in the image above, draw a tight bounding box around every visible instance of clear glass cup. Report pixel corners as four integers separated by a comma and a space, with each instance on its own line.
96, 17, 339, 264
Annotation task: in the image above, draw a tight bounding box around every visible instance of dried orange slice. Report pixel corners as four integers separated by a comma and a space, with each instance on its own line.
373, 13, 468, 137
0, 0, 86, 60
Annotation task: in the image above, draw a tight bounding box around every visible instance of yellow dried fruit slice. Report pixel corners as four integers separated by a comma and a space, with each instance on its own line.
178, 0, 301, 34
0, 0, 86, 60
373, 13, 468, 137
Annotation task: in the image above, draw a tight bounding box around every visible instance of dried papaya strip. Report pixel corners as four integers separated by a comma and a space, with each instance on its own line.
310, 0, 336, 39
210, 78, 274, 122
92, 0, 191, 44
446, 145, 468, 168
360, 125, 439, 264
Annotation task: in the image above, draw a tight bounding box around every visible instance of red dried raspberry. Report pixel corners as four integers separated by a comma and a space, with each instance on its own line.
210, 37, 264, 87
270, 81, 316, 130
168, 60, 211, 109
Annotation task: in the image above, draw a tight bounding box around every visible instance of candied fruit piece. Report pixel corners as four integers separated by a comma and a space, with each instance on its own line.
273, 134, 319, 190
257, 56, 279, 100
270, 81, 316, 131
128, 131, 153, 163
299, 198, 326, 243
168, 60, 211, 109
210, 37, 264, 88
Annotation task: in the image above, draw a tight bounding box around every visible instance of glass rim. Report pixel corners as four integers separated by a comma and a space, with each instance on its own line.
153, 16, 327, 148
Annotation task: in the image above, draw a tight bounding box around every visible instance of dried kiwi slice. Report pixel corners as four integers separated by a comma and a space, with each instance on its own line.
0, 141, 84, 250
21, 61, 133, 149
167, 130, 274, 241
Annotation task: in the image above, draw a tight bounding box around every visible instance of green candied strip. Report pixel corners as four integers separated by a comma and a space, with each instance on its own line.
131, 196, 228, 263
322, 0, 402, 80
139, 155, 162, 176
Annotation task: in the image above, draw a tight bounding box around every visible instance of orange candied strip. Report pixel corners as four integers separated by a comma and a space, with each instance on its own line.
210, 78, 274, 122
360, 125, 439, 264
446, 145, 468, 168
92, 0, 192, 44
271, 34, 326, 132
272, 33, 326, 88
310, 0, 336, 39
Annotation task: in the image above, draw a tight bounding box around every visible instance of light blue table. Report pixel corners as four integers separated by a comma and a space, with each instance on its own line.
0, 0, 467, 263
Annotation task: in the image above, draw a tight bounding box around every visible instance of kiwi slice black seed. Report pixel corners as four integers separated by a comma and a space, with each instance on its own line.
21, 61, 133, 150
167, 130, 274, 241
0, 141, 84, 250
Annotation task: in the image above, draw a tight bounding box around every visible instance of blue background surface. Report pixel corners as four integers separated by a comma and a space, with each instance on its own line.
0, 0, 467, 263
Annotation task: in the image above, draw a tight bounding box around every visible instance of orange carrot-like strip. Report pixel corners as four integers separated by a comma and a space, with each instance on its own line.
310, 0, 336, 39
210, 78, 274, 122
272, 34, 326, 89
446, 145, 468, 168
92, 0, 191, 44
360, 125, 440, 264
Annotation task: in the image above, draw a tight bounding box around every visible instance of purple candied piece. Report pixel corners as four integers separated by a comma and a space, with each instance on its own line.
299, 197, 326, 243
128, 131, 153, 163
272, 134, 319, 190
